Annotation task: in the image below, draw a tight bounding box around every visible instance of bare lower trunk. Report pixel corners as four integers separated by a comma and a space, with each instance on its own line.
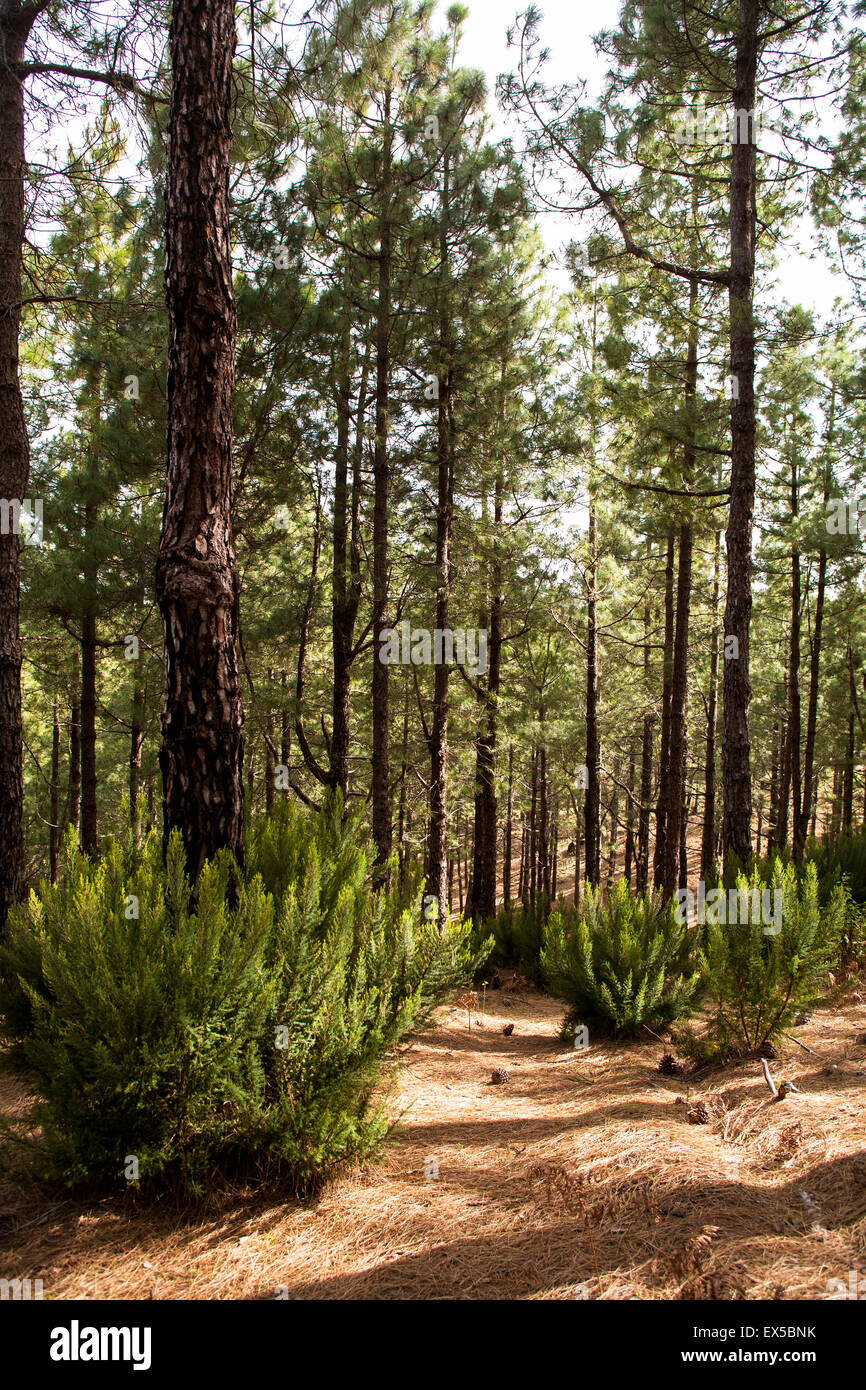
49, 697, 60, 881
130, 685, 144, 847
66, 693, 81, 833
156, 0, 245, 881
700, 530, 722, 877
80, 609, 98, 857
0, 8, 34, 932
584, 503, 600, 886
654, 532, 675, 886
722, 0, 759, 873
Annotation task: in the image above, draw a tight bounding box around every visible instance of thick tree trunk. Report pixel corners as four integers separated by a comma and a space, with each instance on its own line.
425, 153, 454, 924
0, 6, 34, 933
371, 88, 394, 872
662, 279, 698, 899
722, 0, 759, 873
156, 0, 245, 881
330, 331, 366, 800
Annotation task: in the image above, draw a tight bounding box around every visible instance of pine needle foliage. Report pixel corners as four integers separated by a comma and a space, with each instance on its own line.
696, 861, 842, 1056
540, 880, 701, 1038
0, 797, 483, 1194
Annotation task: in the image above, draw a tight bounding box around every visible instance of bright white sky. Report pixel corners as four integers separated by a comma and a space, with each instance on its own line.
436, 0, 846, 318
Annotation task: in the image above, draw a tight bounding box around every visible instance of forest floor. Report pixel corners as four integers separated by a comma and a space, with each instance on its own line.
2, 981, 865, 1301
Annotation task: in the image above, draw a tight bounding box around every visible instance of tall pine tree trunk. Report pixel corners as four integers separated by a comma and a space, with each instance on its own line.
662, 279, 699, 899
80, 608, 98, 857
425, 152, 453, 923
130, 685, 144, 848
371, 88, 394, 872
637, 561, 653, 894
701, 529, 722, 877
156, 0, 245, 881
67, 692, 81, 833
584, 500, 601, 886
0, 3, 35, 932
722, 0, 759, 872
503, 743, 513, 908
49, 696, 60, 882
654, 532, 675, 885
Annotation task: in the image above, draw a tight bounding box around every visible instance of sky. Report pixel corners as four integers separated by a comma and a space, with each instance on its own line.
434, 0, 847, 320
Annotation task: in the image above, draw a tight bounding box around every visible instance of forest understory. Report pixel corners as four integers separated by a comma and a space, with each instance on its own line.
3, 981, 864, 1302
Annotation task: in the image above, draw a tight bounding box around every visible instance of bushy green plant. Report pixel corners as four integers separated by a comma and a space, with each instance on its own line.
540, 879, 701, 1038
807, 829, 866, 908
696, 860, 839, 1057
0, 798, 485, 1194
487, 897, 547, 979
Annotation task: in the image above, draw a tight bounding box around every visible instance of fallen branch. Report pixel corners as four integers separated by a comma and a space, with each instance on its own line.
780, 1031, 819, 1056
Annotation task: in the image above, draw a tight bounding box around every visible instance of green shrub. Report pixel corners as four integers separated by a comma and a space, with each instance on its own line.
807, 829, 866, 908
0, 798, 484, 1194
696, 860, 839, 1057
540, 879, 701, 1039
487, 897, 547, 979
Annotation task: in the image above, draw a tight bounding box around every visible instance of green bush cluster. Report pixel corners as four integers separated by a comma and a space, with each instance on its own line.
517, 858, 855, 1056
540, 880, 702, 1039
0, 797, 485, 1194
693, 861, 842, 1057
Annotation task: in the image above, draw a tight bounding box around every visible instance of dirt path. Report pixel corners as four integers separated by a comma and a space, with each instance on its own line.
2, 984, 865, 1300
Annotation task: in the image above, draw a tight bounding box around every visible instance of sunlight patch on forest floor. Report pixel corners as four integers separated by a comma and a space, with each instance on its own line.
1, 984, 865, 1300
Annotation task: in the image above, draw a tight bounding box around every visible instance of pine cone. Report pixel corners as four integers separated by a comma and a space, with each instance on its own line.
687, 1101, 710, 1124
490, 1067, 509, 1085
658, 1052, 684, 1076
502, 1023, 514, 1036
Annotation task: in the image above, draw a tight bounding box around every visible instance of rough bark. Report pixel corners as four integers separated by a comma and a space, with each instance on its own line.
80, 606, 98, 857
49, 695, 60, 881
654, 532, 676, 886
66, 692, 81, 833
425, 151, 453, 925
503, 743, 513, 908
584, 500, 601, 886
700, 529, 722, 877
0, 2, 35, 932
722, 0, 759, 873
130, 684, 144, 847
371, 87, 394, 872
156, 0, 245, 881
